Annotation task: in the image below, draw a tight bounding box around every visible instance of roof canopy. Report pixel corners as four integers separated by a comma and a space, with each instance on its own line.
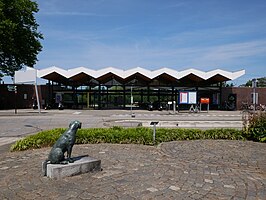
37, 66, 245, 86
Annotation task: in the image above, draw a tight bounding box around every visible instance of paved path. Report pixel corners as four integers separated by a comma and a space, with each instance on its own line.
0, 140, 265, 199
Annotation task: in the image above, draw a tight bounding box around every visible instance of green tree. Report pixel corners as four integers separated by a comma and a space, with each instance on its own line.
245, 77, 266, 87
0, 0, 43, 78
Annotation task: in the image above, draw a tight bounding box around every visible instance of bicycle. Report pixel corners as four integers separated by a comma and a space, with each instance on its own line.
189, 104, 199, 113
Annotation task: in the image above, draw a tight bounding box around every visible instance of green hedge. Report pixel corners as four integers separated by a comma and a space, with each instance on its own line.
10, 128, 65, 151
10, 127, 245, 152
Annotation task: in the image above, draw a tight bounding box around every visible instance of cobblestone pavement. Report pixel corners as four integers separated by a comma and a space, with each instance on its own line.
0, 140, 265, 199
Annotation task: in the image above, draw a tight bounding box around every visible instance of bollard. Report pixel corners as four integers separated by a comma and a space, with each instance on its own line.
150, 121, 159, 145
173, 101, 176, 114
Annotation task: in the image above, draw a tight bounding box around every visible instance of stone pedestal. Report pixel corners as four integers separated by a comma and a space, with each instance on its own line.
42, 156, 101, 179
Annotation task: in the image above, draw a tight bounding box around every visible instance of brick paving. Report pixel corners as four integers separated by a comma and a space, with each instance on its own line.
0, 140, 265, 199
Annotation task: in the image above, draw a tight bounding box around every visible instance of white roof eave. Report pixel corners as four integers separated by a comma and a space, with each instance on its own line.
36, 66, 245, 81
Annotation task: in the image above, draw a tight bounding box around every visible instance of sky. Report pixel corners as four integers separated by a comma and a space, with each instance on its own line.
5, 0, 266, 85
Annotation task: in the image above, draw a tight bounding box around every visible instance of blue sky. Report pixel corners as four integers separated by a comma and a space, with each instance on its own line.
10, 0, 266, 85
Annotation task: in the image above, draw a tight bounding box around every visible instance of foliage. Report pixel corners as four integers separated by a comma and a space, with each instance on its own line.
10, 128, 65, 151
222, 82, 234, 87
243, 112, 266, 142
0, 0, 43, 77
75, 126, 154, 145
11, 127, 245, 151
244, 77, 266, 87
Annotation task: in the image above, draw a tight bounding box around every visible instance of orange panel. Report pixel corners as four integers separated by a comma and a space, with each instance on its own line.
200, 98, 210, 104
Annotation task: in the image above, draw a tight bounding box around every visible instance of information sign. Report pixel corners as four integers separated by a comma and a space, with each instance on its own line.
179, 92, 188, 104
200, 98, 210, 104
188, 92, 197, 104
179, 91, 197, 104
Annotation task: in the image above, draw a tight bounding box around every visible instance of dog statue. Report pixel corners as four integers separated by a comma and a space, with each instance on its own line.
43, 120, 82, 176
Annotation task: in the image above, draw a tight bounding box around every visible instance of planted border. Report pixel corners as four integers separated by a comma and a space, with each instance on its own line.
10, 127, 245, 152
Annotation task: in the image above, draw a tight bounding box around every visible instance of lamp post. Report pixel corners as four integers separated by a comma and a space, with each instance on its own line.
150, 121, 159, 145
130, 85, 135, 117
11, 77, 17, 114
130, 79, 137, 117
252, 78, 257, 112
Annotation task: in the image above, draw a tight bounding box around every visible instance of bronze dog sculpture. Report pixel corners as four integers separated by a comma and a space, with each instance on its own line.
43, 120, 82, 176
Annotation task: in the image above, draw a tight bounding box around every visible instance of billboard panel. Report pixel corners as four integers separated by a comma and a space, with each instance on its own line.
179, 92, 188, 104
188, 92, 197, 104
179, 91, 197, 104
14, 68, 36, 83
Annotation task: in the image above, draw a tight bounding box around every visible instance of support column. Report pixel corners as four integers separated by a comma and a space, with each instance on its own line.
51, 81, 54, 106
141, 89, 143, 103
196, 86, 199, 104
48, 80, 51, 105
219, 82, 222, 110
106, 87, 109, 109
158, 88, 160, 104
123, 84, 126, 109
171, 86, 174, 101
147, 85, 150, 102
98, 84, 101, 109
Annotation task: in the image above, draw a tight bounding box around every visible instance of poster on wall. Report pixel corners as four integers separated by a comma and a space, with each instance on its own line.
179, 92, 188, 104
188, 92, 197, 104
179, 91, 197, 104
55, 93, 62, 103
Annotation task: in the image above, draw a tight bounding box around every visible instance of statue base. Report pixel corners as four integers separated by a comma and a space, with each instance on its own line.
42, 155, 101, 179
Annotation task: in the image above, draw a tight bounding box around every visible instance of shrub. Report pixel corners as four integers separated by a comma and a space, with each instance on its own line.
243, 112, 266, 142
10, 128, 65, 151
10, 127, 245, 152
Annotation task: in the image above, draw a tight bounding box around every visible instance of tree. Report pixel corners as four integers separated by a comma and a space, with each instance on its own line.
244, 77, 266, 87
0, 0, 43, 78
222, 81, 234, 87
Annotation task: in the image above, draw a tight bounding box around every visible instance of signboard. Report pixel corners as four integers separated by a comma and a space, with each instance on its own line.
55, 93, 63, 103
14, 67, 41, 113
200, 98, 210, 104
188, 92, 197, 104
251, 93, 258, 104
179, 92, 188, 104
7, 85, 15, 91
179, 91, 197, 104
14, 67, 36, 83
7, 85, 17, 92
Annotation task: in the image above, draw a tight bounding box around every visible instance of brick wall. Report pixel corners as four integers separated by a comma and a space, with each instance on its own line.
1, 84, 265, 110
0, 84, 49, 109
221, 87, 266, 110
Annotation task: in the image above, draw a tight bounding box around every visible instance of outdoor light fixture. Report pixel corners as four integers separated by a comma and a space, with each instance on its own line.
150, 121, 159, 145
252, 78, 258, 111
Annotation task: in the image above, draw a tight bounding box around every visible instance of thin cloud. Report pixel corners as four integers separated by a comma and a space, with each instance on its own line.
162, 2, 187, 9
78, 39, 266, 68
39, 11, 116, 17
164, 22, 266, 46
34, 0, 266, 82
198, 40, 266, 62
37, 0, 118, 17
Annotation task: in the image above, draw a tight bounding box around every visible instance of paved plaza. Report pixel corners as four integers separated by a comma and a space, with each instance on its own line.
0, 140, 265, 199
0, 109, 265, 199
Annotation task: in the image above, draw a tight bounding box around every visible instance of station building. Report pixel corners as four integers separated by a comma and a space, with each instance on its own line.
36, 67, 245, 110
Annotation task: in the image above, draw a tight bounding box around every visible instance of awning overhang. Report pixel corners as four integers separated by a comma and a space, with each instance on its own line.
35, 66, 245, 86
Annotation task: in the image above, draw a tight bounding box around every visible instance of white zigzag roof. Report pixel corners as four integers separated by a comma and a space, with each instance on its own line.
37, 66, 245, 81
